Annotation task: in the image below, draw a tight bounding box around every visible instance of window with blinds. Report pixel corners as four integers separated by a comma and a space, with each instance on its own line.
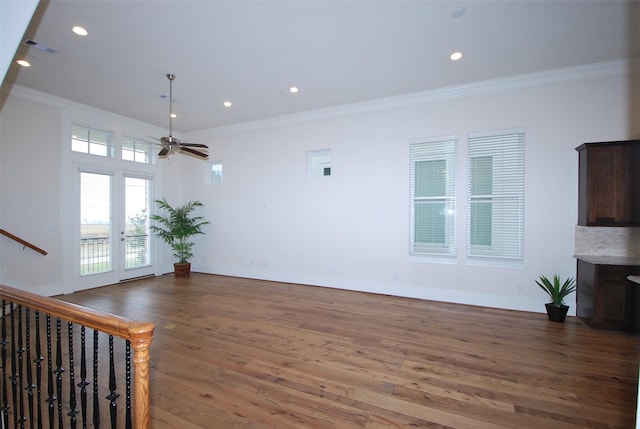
467, 130, 524, 260
410, 138, 457, 256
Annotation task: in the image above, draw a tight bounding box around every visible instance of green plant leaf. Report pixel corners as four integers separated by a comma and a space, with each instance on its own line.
149, 198, 210, 263
535, 274, 575, 306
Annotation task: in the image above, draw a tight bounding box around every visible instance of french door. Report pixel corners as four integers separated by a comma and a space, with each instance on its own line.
77, 169, 154, 290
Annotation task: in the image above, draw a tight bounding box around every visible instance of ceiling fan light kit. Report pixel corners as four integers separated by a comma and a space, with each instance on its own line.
151, 73, 209, 159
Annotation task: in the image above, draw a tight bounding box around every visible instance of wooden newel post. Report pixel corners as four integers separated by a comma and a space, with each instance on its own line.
129, 322, 156, 429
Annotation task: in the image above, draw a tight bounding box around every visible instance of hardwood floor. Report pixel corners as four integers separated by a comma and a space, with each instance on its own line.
60, 273, 640, 428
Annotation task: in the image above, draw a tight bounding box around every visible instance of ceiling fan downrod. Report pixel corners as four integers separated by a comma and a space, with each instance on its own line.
167, 73, 175, 141
153, 73, 208, 159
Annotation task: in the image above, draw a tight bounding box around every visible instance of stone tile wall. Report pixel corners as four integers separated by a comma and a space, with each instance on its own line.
575, 226, 640, 257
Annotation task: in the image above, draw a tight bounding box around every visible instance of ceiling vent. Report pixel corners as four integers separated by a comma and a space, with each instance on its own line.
24, 39, 57, 55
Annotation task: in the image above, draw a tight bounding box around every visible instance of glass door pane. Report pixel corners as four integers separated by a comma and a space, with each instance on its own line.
124, 177, 151, 270
80, 172, 112, 275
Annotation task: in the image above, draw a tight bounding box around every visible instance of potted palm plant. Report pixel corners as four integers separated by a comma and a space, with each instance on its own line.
535, 274, 576, 323
149, 198, 210, 277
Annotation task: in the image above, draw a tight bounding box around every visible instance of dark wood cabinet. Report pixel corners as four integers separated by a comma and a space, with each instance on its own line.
576, 259, 640, 332
576, 140, 640, 226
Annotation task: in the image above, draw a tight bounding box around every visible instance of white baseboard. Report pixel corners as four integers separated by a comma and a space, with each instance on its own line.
198, 264, 560, 315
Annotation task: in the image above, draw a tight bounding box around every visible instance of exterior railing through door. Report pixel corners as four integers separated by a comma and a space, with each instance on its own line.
80, 234, 150, 274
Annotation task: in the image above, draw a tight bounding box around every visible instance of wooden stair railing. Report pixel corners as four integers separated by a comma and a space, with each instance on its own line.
0, 229, 48, 255
0, 284, 155, 429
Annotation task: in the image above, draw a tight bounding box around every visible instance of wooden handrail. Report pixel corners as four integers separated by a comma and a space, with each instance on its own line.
0, 228, 48, 255
0, 284, 156, 429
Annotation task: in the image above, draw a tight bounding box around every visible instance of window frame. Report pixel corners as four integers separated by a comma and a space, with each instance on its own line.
122, 136, 154, 164
72, 125, 113, 157
466, 129, 525, 261
307, 149, 332, 178
208, 160, 223, 184
409, 136, 458, 257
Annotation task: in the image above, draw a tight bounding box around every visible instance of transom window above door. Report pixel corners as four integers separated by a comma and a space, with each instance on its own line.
122, 137, 154, 164
72, 125, 112, 157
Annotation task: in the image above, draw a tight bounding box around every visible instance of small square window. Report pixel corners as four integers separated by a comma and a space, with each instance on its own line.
209, 161, 223, 184
307, 149, 331, 177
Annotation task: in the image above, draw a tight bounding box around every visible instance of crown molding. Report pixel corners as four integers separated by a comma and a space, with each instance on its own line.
4, 59, 636, 141
3, 83, 167, 136
186, 59, 638, 140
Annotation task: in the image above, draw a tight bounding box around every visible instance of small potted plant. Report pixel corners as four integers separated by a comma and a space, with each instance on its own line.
535, 274, 576, 323
149, 198, 210, 277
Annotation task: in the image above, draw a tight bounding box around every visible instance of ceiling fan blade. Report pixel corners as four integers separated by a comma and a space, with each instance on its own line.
158, 147, 169, 156
180, 143, 209, 148
181, 147, 209, 158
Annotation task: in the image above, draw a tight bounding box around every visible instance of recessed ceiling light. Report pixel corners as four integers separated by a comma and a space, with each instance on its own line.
170, 113, 177, 119
450, 51, 463, 61
16, 59, 31, 67
72, 26, 88, 36
223, 100, 232, 108
289, 86, 299, 94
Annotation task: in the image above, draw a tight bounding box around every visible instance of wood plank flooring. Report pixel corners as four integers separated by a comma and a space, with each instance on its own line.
59, 273, 640, 428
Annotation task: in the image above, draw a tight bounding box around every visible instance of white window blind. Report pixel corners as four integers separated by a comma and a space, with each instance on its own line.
410, 138, 457, 256
467, 130, 524, 260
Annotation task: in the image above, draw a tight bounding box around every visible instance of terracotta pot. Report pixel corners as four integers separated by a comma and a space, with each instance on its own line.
174, 262, 191, 277
545, 303, 569, 323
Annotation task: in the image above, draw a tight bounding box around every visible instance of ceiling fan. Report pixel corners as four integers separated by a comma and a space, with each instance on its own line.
150, 74, 209, 159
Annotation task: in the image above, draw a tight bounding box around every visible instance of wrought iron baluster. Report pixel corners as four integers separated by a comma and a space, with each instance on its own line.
44, 316, 55, 428
16, 305, 29, 429
78, 326, 88, 429
67, 322, 78, 429
33, 312, 43, 429
106, 335, 119, 429
17, 308, 24, 428
92, 330, 100, 429
9, 304, 21, 428
16, 305, 26, 428
1, 300, 9, 429
54, 319, 64, 429
125, 341, 131, 429
24, 309, 34, 429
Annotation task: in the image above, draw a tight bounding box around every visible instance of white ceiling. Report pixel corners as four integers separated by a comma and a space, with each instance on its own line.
4, 0, 639, 134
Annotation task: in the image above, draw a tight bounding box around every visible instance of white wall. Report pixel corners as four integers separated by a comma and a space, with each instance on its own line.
0, 91, 64, 293
182, 61, 639, 313
0, 86, 168, 295
1, 61, 638, 313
